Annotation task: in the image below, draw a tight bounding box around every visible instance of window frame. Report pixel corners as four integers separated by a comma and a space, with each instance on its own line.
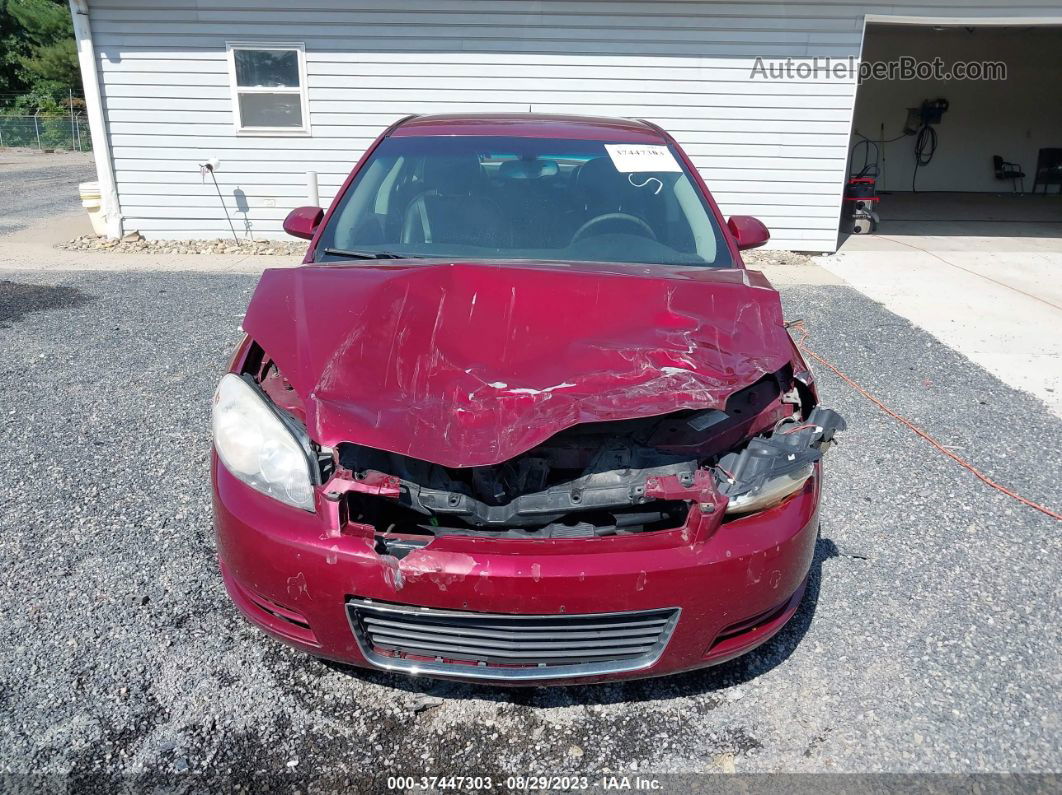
225, 41, 311, 136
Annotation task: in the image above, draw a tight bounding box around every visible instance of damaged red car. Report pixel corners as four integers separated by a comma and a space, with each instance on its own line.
212, 113, 844, 684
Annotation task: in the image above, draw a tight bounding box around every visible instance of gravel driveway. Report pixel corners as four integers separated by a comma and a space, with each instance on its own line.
0, 151, 96, 236
0, 269, 1058, 790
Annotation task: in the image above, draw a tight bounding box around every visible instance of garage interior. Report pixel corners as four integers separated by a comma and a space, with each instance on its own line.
847, 22, 1062, 238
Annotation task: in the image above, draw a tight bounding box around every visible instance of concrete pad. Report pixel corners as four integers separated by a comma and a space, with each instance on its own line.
819, 233, 1062, 417
877, 191, 1062, 224
752, 262, 845, 287
839, 230, 1062, 255
4, 210, 94, 247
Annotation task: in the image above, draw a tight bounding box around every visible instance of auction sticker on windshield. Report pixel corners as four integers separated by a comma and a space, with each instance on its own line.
604, 143, 682, 173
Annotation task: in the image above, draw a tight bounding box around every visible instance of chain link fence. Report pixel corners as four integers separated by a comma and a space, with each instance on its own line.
0, 114, 92, 151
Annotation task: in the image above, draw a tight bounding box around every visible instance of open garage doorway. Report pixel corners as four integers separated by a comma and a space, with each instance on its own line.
846, 21, 1062, 239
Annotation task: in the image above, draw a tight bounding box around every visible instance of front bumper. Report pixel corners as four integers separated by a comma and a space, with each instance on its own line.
213, 456, 819, 685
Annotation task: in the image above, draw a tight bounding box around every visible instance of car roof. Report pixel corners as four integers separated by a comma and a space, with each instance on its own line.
390, 113, 666, 143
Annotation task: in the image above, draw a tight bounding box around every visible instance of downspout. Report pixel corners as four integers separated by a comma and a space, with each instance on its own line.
68, 0, 123, 238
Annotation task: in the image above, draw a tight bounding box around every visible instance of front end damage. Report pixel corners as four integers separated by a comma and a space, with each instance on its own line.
214, 262, 845, 683
216, 338, 843, 683
320, 365, 844, 550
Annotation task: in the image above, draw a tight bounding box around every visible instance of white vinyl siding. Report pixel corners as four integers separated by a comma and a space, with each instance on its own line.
88, 0, 1062, 249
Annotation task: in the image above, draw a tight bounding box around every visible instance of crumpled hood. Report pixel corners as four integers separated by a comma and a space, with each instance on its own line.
242, 260, 792, 468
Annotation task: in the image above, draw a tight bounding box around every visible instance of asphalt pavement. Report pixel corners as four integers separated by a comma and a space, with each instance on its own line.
0, 266, 1058, 790
0, 151, 96, 236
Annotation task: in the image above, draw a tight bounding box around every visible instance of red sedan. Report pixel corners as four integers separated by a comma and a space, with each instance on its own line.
212, 113, 844, 684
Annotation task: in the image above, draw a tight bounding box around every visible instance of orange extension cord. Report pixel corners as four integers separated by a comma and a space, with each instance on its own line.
789, 321, 1062, 521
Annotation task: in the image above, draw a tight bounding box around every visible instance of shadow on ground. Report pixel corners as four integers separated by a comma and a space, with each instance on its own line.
0, 280, 94, 328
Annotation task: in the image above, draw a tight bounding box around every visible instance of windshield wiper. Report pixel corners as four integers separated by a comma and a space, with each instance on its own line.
321, 247, 420, 260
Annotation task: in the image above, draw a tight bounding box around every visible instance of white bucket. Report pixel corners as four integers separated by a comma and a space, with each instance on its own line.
79, 180, 107, 236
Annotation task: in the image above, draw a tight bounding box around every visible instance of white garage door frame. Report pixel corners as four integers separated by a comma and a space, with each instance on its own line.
864, 14, 1062, 26
846, 13, 1062, 204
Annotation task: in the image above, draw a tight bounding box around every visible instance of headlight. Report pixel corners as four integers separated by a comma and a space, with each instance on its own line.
724, 463, 813, 515
717, 407, 844, 516
212, 373, 315, 511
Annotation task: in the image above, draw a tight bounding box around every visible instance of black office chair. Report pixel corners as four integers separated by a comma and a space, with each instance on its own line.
992, 155, 1025, 194
1032, 148, 1062, 194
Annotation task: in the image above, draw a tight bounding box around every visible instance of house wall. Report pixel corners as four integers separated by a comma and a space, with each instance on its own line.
853, 25, 1062, 193
86, 1, 1062, 249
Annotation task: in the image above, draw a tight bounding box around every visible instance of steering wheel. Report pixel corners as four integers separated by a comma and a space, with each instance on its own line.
571, 213, 656, 244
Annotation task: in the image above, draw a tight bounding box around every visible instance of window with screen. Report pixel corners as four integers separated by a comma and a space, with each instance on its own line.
226, 43, 309, 134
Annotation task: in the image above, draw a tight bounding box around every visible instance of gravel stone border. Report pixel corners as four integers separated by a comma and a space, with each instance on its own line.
742, 249, 816, 267
57, 234, 815, 264
58, 234, 307, 256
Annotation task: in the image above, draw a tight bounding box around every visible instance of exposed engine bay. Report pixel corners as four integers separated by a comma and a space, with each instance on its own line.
302, 364, 845, 545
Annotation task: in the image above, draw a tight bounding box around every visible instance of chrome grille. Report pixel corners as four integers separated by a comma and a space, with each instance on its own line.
347, 599, 680, 681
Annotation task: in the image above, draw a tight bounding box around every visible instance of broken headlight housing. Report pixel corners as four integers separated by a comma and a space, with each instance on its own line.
212, 373, 315, 511
717, 407, 845, 515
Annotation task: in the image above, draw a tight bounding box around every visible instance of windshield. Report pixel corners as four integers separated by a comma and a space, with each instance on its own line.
315, 135, 732, 268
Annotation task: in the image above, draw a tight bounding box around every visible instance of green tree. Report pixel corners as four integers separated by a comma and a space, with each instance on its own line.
1, 0, 80, 107
0, 1, 32, 98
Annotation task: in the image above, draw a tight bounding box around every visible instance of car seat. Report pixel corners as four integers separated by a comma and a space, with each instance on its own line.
401, 155, 509, 248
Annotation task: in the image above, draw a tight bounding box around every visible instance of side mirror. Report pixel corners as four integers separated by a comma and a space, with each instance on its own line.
727, 215, 770, 251
283, 206, 323, 240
